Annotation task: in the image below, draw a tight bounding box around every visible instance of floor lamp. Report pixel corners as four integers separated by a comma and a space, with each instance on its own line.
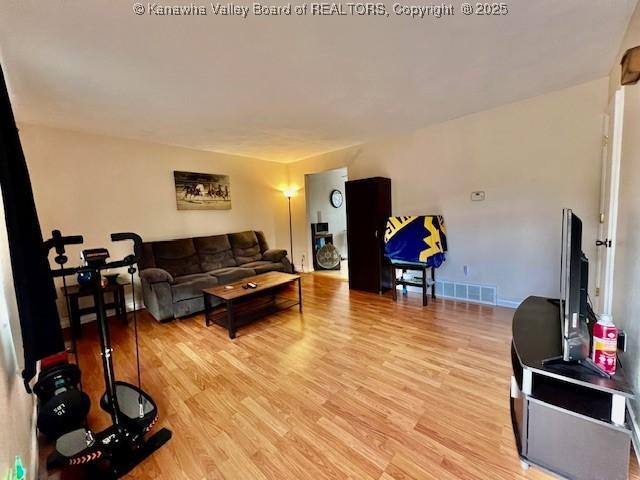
284, 189, 295, 272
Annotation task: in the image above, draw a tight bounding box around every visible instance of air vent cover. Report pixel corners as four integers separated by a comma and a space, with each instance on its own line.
434, 280, 497, 306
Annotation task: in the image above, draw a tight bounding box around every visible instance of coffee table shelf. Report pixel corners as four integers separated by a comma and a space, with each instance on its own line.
202, 272, 302, 339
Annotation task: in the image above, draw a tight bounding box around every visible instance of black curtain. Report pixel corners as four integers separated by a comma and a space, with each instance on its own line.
0, 64, 64, 389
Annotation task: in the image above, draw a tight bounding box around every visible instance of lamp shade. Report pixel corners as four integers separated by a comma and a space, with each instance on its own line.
621, 45, 640, 86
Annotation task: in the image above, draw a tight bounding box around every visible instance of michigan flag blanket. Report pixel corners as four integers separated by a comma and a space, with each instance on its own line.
384, 215, 447, 268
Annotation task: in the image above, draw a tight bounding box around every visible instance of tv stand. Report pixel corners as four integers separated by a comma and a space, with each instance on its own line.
542, 356, 611, 379
511, 296, 634, 480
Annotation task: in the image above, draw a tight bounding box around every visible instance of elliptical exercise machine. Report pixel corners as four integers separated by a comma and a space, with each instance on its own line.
41, 230, 171, 478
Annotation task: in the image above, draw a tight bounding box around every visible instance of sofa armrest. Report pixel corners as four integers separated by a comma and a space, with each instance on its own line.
140, 276, 174, 322
263, 248, 287, 262
140, 267, 174, 284
281, 256, 293, 273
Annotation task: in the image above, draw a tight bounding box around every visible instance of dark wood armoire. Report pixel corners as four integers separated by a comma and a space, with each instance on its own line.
345, 177, 392, 293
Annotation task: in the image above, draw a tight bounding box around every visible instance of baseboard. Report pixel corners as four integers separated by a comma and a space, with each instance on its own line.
396, 284, 521, 309
627, 402, 640, 466
497, 298, 523, 309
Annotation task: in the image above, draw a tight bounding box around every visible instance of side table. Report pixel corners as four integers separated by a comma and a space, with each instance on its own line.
60, 281, 129, 338
390, 261, 436, 306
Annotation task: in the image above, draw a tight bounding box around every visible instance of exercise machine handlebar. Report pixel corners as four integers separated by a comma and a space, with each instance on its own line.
43, 229, 84, 255
108, 232, 143, 268
44, 231, 143, 276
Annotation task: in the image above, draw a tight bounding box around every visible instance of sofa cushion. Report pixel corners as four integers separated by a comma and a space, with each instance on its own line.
152, 238, 202, 277
139, 243, 157, 270
171, 273, 212, 284
255, 231, 269, 253
262, 249, 287, 262
194, 234, 237, 271
208, 267, 256, 284
239, 261, 284, 274
228, 231, 262, 265
170, 275, 219, 302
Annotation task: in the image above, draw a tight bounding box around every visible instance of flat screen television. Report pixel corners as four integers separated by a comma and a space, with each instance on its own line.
545, 209, 609, 377
559, 208, 590, 362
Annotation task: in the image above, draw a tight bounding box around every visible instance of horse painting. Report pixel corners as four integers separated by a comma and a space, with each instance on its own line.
205, 184, 230, 201
182, 184, 202, 199
174, 171, 231, 210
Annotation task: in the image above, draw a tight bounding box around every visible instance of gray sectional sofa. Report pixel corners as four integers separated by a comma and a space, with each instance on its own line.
139, 230, 292, 321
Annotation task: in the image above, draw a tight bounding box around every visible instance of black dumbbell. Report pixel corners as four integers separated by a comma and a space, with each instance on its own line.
34, 364, 91, 441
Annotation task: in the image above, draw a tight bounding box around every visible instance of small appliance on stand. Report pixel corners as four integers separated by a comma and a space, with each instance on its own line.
311, 223, 340, 270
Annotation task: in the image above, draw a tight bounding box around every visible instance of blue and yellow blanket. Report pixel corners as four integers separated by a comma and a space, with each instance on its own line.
384, 215, 447, 268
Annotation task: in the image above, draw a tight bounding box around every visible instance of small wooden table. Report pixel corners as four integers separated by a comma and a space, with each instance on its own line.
390, 261, 436, 306
202, 271, 302, 339
61, 281, 129, 338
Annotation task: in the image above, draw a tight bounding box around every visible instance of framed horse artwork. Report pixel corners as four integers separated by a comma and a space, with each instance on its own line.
174, 171, 231, 210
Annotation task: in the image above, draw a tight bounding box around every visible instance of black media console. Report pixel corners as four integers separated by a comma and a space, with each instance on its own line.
511, 296, 634, 480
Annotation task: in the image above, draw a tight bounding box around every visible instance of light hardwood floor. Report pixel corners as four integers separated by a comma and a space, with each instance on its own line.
64, 274, 638, 479
310, 260, 349, 280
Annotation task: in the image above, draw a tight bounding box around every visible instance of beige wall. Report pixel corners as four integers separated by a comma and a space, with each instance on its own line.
18, 125, 290, 317
0, 189, 36, 479
288, 78, 609, 304
18, 78, 611, 309
610, 3, 640, 432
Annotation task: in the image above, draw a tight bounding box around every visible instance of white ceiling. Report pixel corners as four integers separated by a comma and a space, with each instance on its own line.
0, 0, 637, 163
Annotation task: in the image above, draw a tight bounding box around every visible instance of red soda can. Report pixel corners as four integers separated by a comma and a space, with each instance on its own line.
592, 315, 618, 375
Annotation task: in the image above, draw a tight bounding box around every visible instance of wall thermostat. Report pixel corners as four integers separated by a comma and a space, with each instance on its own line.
471, 191, 486, 201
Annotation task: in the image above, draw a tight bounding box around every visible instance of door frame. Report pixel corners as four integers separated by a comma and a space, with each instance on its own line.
596, 87, 625, 316
593, 111, 609, 313
303, 167, 349, 276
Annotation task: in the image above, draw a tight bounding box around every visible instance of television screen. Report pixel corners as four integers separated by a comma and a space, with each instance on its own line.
559, 209, 590, 362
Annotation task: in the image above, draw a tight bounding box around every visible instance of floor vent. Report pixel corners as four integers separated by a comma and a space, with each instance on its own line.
435, 280, 497, 305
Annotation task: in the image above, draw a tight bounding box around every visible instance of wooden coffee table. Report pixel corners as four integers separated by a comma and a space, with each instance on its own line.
202, 271, 302, 339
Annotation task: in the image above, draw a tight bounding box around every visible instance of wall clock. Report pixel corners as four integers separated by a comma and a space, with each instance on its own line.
330, 189, 343, 208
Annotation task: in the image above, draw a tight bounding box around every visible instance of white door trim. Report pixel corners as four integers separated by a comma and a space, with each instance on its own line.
594, 113, 609, 313
601, 87, 625, 316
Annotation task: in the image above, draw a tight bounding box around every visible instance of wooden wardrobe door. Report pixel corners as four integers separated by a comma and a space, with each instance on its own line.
345, 177, 391, 293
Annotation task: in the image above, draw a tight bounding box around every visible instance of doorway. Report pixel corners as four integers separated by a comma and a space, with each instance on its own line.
304, 167, 348, 280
